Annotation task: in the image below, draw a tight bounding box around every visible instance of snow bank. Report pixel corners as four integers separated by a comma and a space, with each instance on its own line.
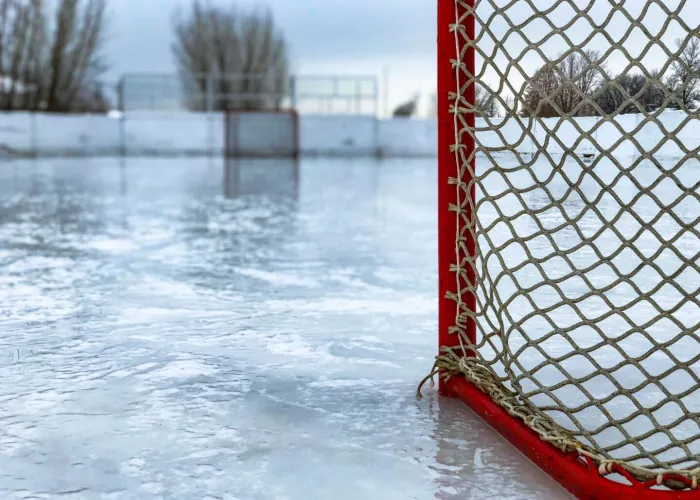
478, 111, 699, 160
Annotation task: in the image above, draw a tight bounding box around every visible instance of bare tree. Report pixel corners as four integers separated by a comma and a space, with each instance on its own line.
595, 72, 665, 115
45, 0, 108, 112
19, 0, 48, 110
554, 51, 604, 115
502, 94, 515, 117
0, 0, 46, 110
521, 64, 560, 117
172, 0, 289, 111
667, 36, 700, 110
475, 84, 500, 117
521, 51, 604, 117
0, 0, 107, 112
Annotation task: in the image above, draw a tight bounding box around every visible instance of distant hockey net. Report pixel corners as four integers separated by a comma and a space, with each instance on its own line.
432, 0, 699, 495
224, 110, 299, 158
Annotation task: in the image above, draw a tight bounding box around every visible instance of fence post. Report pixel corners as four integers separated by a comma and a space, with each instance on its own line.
289, 75, 297, 110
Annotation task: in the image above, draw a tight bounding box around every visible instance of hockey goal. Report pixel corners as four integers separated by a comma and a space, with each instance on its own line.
432, 1, 699, 498
224, 110, 299, 158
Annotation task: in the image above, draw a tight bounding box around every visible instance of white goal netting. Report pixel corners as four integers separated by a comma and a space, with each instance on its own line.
435, 0, 700, 490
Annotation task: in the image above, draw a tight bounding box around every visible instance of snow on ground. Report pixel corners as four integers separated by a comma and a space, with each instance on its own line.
0, 157, 571, 499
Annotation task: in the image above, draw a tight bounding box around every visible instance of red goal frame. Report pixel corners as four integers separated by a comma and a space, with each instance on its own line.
436, 1, 700, 498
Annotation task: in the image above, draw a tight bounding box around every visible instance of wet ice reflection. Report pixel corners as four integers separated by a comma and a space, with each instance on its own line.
0, 157, 568, 499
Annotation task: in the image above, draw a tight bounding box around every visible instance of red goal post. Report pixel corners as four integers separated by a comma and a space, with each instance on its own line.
435, 1, 700, 499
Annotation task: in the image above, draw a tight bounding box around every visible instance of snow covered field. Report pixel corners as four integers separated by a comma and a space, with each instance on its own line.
0, 157, 570, 500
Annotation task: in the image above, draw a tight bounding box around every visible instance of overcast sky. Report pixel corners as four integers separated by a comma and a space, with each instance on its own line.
107, 0, 437, 115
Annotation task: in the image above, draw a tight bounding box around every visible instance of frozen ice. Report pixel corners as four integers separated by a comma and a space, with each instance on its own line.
0, 157, 572, 499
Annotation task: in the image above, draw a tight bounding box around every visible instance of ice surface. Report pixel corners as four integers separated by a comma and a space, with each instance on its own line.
0, 157, 570, 499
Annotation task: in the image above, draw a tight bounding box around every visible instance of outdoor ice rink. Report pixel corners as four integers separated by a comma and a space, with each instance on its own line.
0, 157, 576, 499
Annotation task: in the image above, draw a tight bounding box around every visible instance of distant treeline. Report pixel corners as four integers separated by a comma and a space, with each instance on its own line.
474, 37, 700, 119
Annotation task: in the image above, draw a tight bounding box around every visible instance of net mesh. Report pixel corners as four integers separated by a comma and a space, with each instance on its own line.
439, 0, 700, 489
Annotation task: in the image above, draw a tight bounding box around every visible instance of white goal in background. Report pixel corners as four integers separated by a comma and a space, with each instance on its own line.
432, 1, 699, 498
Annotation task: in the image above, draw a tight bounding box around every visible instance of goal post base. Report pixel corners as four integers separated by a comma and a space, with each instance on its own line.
444, 376, 700, 500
